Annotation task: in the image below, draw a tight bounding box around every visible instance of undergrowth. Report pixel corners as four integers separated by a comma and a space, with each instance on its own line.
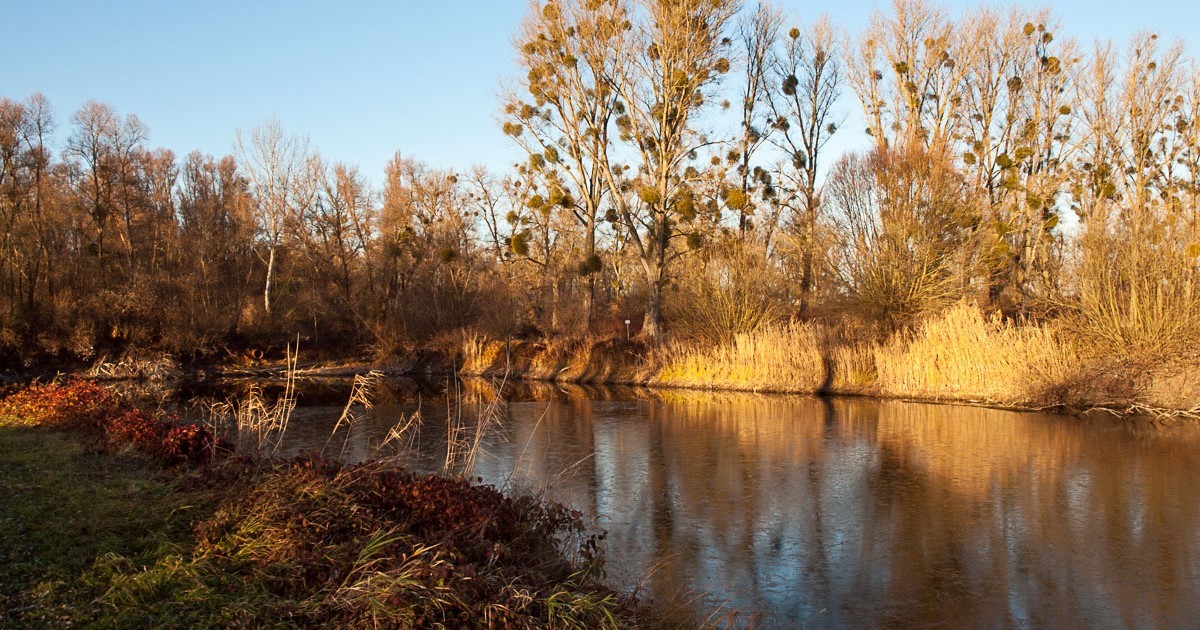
0, 379, 636, 628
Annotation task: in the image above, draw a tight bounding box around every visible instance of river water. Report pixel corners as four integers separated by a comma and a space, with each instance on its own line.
184, 377, 1200, 627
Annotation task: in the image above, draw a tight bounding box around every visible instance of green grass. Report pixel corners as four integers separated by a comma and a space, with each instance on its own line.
0, 427, 218, 627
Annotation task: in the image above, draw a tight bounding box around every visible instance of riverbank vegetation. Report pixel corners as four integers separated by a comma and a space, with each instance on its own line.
3, 0, 1200, 410
0, 380, 640, 627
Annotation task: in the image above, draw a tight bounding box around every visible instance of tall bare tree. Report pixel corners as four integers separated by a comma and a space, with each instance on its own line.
235, 117, 316, 316
728, 2, 782, 239
848, 0, 971, 155
65, 101, 146, 271
957, 9, 1076, 311
595, 0, 741, 339
767, 15, 842, 317
505, 0, 628, 331
0, 94, 56, 326
1071, 33, 1199, 355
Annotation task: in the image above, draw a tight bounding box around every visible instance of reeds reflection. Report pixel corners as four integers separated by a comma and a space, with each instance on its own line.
204, 379, 1200, 627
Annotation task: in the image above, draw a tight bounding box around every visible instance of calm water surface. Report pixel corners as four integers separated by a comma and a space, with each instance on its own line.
187, 378, 1200, 628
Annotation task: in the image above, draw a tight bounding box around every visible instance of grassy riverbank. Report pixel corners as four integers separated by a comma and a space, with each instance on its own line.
0, 427, 218, 627
457, 302, 1200, 414
0, 381, 644, 628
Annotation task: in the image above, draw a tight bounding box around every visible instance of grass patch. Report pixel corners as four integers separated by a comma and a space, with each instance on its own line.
872, 301, 1082, 405
0, 427, 217, 627
652, 323, 828, 393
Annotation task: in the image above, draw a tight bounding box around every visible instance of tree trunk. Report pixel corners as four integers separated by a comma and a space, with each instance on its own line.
642, 266, 662, 340
799, 207, 816, 318
550, 277, 559, 332
582, 218, 596, 333
264, 245, 276, 315
583, 276, 595, 334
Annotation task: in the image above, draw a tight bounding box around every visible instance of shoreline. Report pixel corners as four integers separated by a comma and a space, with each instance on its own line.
192, 355, 1186, 421
0, 381, 656, 627
39, 302, 1200, 421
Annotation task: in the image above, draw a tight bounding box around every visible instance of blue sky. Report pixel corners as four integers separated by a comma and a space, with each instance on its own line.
3, 1, 1198, 185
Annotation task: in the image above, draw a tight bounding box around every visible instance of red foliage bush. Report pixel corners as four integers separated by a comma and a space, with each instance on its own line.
1, 379, 233, 468
0, 380, 120, 430
160, 423, 227, 467
104, 409, 172, 450
194, 457, 610, 625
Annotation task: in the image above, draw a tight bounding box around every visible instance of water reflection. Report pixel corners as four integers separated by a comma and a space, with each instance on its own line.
189, 379, 1200, 627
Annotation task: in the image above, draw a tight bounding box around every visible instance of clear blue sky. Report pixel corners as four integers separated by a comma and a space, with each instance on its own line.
3, 0, 1197, 185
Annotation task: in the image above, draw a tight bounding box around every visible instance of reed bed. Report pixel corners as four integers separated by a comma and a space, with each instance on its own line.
872, 302, 1081, 405
515, 302, 1180, 411
652, 323, 828, 393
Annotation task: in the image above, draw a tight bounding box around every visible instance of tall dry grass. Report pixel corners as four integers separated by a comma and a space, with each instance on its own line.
872, 302, 1081, 405
443, 375, 509, 476
459, 329, 496, 375
207, 345, 299, 456
323, 371, 383, 459
651, 302, 1085, 407
652, 323, 829, 393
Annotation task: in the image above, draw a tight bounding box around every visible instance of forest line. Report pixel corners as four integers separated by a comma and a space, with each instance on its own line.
2, 0, 1198, 408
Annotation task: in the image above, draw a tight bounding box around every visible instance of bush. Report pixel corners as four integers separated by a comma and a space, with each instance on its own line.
104, 409, 171, 451
161, 423, 228, 467
0, 380, 231, 467
0, 380, 120, 430
668, 242, 789, 344
193, 458, 615, 627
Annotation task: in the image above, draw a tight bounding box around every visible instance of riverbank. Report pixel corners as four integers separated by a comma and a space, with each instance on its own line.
0, 381, 646, 627
63, 302, 1200, 418
454, 303, 1200, 416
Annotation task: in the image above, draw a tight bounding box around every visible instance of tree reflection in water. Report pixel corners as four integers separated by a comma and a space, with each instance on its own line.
198, 379, 1200, 628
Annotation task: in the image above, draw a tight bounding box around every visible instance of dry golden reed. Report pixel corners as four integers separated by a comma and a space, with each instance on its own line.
872, 302, 1080, 405
652, 322, 828, 393
648, 302, 1082, 407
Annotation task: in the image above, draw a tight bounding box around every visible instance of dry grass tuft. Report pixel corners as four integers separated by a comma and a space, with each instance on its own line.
208, 344, 299, 456
652, 323, 829, 393
323, 370, 383, 459
873, 301, 1080, 405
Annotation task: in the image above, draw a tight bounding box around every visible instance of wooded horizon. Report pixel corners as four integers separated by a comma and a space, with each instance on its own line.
2, 0, 1197, 368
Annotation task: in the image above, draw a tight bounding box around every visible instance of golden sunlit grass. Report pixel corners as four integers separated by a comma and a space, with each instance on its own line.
448, 302, 1200, 412
465, 301, 1200, 412
652, 323, 828, 393
649, 302, 1091, 407
872, 301, 1081, 405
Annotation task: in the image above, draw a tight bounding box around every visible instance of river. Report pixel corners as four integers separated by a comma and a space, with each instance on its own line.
182, 377, 1200, 627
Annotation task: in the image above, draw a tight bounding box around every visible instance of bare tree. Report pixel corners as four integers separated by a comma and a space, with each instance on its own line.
728, 2, 782, 239
595, 0, 741, 339
65, 101, 146, 271
505, 0, 628, 331
235, 117, 316, 316
827, 146, 968, 326
957, 9, 1076, 312
848, 0, 971, 155
1071, 33, 1200, 355
0, 94, 57, 325
767, 15, 842, 317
